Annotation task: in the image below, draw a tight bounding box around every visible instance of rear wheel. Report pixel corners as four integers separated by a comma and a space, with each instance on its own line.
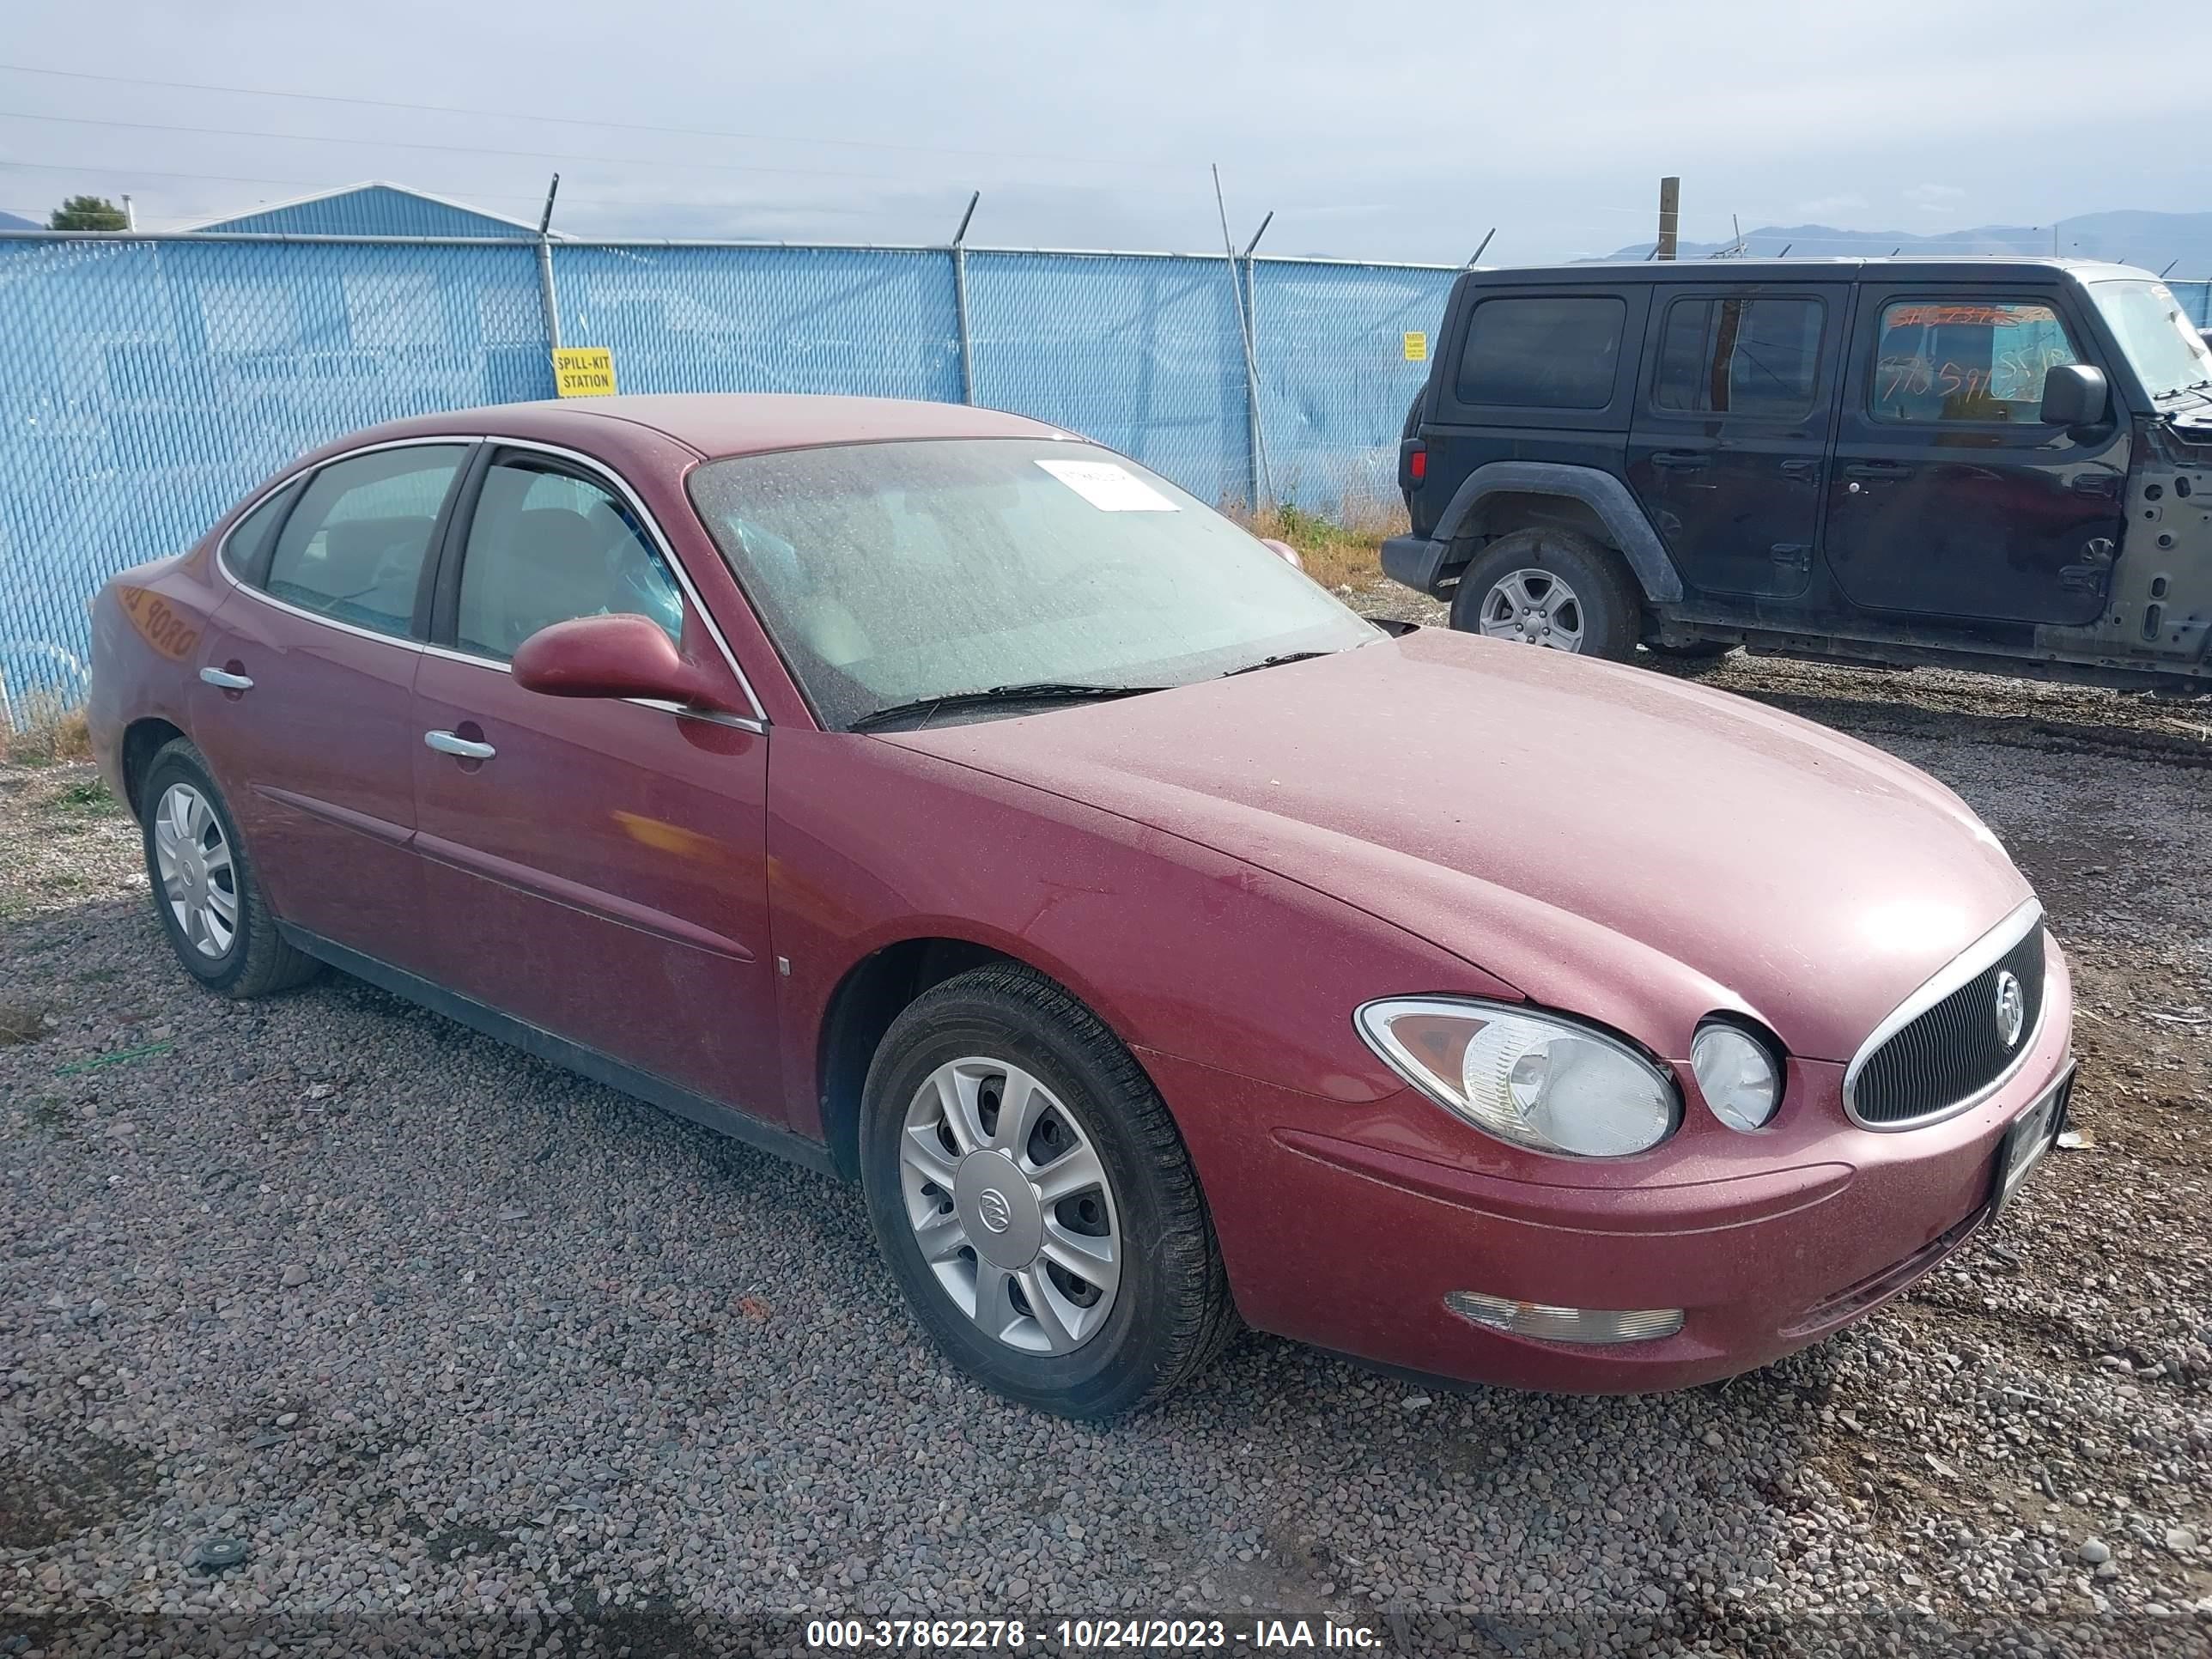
859, 964, 1233, 1418
139, 739, 319, 998
1449, 526, 1641, 661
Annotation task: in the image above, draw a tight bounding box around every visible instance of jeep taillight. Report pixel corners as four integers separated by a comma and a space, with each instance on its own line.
1409, 447, 1427, 483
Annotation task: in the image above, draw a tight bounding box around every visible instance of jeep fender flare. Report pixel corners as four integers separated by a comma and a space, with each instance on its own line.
1431, 461, 1684, 605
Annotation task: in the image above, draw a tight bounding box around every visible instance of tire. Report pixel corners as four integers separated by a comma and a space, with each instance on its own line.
139, 738, 320, 998
1448, 526, 1642, 661
859, 964, 1234, 1419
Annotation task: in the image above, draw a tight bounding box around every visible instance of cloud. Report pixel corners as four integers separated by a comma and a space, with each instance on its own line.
1905, 184, 1967, 214
1796, 192, 1869, 218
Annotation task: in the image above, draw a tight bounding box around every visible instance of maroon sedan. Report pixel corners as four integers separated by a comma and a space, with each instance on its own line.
88, 395, 2074, 1418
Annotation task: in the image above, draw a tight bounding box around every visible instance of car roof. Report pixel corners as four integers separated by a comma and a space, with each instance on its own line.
332, 392, 1069, 461
1469, 257, 2154, 286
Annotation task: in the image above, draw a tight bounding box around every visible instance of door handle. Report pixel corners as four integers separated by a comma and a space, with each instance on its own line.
1844, 461, 1912, 480
198, 666, 253, 690
1778, 458, 1820, 477
423, 730, 496, 761
1649, 451, 1711, 471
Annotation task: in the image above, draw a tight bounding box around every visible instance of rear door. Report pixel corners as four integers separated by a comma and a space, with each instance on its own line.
193, 439, 471, 974
409, 441, 783, 1121
1823, 284, 2130, 625
1626, 283, 1846, 599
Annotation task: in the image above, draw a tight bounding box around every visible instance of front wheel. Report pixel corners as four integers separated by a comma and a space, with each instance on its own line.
1449, 526, 1642, 661
859, 964, 1234, 1418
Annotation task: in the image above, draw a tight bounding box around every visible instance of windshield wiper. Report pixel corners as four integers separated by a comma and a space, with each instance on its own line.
1219, 649, 1340, 678
848, 682, 1164, 732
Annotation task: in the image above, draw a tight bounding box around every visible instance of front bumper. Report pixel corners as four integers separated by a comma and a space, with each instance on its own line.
1154, 940, 2075, 1393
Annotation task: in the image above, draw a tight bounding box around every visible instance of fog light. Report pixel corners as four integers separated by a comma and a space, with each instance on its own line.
1445, 1291, 1684, 1345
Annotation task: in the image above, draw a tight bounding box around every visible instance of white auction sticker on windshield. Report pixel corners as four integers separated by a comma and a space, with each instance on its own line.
1035, 459, 1181, 512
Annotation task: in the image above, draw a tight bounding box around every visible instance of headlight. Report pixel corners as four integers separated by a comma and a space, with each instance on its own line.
1355, 998, 1679, 1158
1690, 1021, 1782, 1132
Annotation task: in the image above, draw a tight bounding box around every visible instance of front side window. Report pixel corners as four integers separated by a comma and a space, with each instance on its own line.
264, 445, 465, 637
1869, 299, 2080, 423
456, 460, 686, 662
2087, 278, 2212, 404
687, 439, 1376, 731
1455, 295, 1627, 410
1653, 297, 1825, 417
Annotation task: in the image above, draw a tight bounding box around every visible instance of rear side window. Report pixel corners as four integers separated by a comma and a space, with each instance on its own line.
1869, 299, 2081, 423
1455, 295, 1626, 409
264, 446, 465, 638
217, 481, 298, 585
1654, 297, 1826, 416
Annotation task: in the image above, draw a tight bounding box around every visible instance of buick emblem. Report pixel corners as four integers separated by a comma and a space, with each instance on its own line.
1993, 970, 2025, 1049
975, 1188, 1014, 1235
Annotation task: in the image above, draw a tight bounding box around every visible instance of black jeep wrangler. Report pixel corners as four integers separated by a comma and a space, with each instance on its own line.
1383, 258, 2212, 687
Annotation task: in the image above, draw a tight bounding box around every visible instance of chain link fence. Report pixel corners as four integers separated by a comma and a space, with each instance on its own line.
0, 229, 1462, 719
8, 229, 2201, 724
2172, 278, 2211, 330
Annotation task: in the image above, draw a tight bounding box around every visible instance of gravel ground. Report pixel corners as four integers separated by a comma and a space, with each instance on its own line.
3, 630, 2209, 1657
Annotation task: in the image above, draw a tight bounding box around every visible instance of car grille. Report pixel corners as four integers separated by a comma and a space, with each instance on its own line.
1849, 926, 2045, 1127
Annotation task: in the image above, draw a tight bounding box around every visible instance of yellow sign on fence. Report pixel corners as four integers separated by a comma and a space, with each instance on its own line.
552, 347, 617, 398
1401, 331, 1429, 362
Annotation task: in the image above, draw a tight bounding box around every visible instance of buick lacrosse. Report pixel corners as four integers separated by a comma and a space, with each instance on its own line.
89, 394, 2072, 1418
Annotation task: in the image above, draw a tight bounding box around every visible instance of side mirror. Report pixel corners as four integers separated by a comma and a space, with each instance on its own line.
2039, 363, 2109, 429
511, 613, 742, 714
1259, 537, 1304, 572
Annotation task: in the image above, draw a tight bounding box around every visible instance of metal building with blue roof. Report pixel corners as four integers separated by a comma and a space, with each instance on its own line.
185, 181, 542, 239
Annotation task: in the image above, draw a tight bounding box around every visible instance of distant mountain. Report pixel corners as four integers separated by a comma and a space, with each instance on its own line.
0, 210, 39, 231
1605, 210, 2212, 276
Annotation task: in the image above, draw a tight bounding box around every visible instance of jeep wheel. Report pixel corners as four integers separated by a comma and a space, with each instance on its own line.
1449, 527, 1640, 661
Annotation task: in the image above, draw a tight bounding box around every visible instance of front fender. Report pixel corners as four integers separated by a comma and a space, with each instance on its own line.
764, 728, 1518, 1141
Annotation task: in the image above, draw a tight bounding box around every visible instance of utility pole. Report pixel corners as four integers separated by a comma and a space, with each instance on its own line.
1656, 177, 1680, 262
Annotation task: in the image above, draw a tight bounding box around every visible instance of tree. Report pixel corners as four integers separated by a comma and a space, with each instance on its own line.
49, 195, 128, 231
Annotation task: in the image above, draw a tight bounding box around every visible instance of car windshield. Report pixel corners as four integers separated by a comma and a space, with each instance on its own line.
686, 438, 1378, 730
2087, 278, 2212, 402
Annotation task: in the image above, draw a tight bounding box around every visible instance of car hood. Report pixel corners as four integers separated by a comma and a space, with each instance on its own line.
889, 629, 2033, 1062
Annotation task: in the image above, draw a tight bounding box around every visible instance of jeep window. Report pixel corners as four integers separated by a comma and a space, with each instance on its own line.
1654, 297, 1824, 416
1868, 300, 2079, 423
2086, 279, 2212, 404
1455, 296, 1626, 409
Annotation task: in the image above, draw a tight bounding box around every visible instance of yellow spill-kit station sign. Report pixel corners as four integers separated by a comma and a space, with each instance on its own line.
1402, 331, 1429, 362
553, 347, 617, 398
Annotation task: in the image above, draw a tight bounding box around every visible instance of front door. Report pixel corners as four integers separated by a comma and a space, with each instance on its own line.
410, 445, 782, 1121
1626, 285, 1844, 599
191, 441, 470, 975
1823, 285, 2130, 625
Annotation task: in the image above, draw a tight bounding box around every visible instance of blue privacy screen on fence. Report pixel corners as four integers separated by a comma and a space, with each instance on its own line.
3, 230, 1463, 714
0, 234, 550, 714
1252, 259, 1459, 518
7, 230, 2201, 721
552, 244, 963, 403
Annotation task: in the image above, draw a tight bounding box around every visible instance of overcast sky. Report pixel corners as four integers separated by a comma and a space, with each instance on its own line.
3, 0, 2199, 261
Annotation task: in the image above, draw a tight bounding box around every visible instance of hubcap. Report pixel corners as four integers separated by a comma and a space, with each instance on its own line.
899, 1057, 1121, 1355
152, 782, 237, 958
1477, 568, 1586, 653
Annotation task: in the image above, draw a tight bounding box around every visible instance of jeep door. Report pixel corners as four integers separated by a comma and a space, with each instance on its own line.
1626, 284, 1848, 599
1822, 284, 2129, 626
